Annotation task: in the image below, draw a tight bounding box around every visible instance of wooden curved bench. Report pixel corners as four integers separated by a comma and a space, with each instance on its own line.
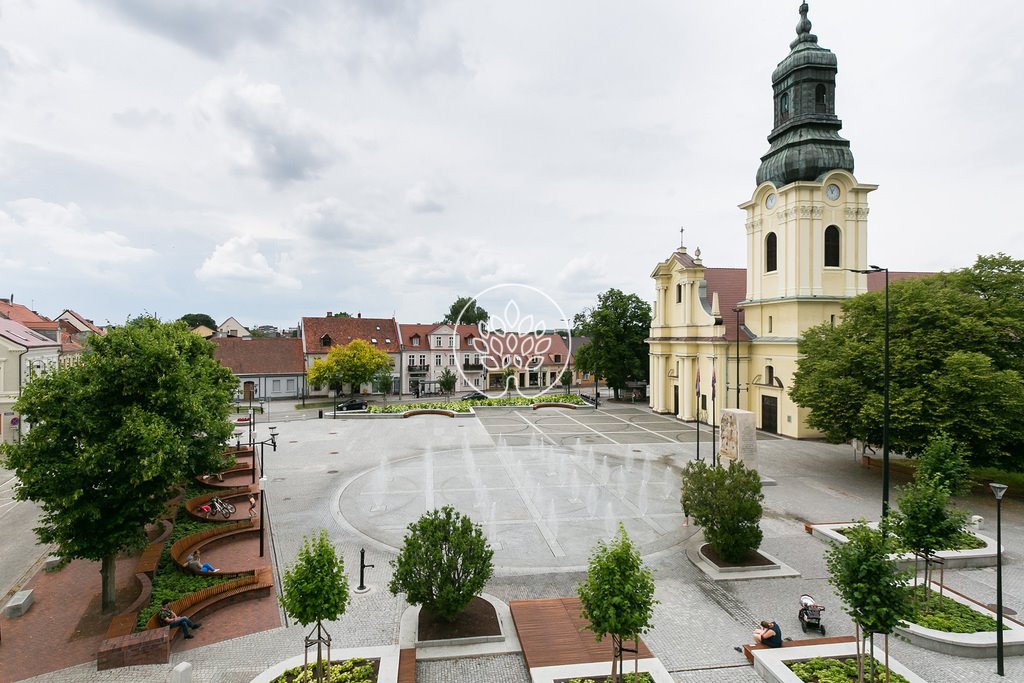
170, 519, 257, 576
184, 486, 255, 522
145, 567, 272, 634
403, 409, 458, 418
103, 573, 153, 639
741, 635, 856, 663
195, 461, 254, 488
531, 402, 578, 410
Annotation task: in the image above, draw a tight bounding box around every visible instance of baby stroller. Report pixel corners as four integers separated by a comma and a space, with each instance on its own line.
798, 594, 825, 635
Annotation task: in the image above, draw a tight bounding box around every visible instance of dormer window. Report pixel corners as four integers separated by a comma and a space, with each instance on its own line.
554, 354, 561, 363
412, 335, 420, 346
321, 334, 332, 347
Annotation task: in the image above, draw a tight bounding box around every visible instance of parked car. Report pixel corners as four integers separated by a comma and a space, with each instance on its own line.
459, 391, 489, 401
336, 398, 368, 411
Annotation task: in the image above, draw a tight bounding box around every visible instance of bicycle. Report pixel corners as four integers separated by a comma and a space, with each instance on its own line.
208, 497, 236, 519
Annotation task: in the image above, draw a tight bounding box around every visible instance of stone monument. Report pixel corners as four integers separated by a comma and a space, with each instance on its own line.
719, 409, 758, 470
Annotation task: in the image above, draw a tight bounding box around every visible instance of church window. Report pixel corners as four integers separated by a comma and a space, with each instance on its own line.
768, 316, 773, 333
830, 315, 837, 327
765, 232, 778, 272
780, 92, 790, 121
676, 284, 682, 303
824, 225, 841, 267
815, 84, 827, 113
766, 365, 775, 385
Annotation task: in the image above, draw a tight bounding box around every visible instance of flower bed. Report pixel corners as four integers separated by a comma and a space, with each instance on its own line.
556, 674, 653, 683
809, 522, 998, 569
788, 657, 909, 683
368, 393, 585, 414
906, 585, 1004, 633
271, 657, 378, 683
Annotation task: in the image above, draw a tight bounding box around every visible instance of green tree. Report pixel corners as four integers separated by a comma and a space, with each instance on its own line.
790, 256, 1024, 469
388, 505, 494, 622
560, 368, 574, 392
179, 312, 216, 329
442, 296, 489, 325
889, 478, 967, 606
500, 365, 517, 390
308, 339, 393, 398
915, 433, 970, 496
279, 530, 350, 680
1, 317, 235, 611
577, 525, 657, 683
331, 312, 352, 318
438, 367, 457, 396
680, 460, 763, 563
826, 523, 912, 683
373, 365, 394, 404
573, 289, 651, 399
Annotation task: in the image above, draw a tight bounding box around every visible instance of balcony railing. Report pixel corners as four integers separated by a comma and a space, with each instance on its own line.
407, 364, 430, 373
463, 363, 484, 371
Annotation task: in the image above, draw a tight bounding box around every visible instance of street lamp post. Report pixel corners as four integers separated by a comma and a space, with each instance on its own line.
251, 425, 278, 484
991, 482, 1008, 676
258, 476, 267, 557
848, 265, 890, 516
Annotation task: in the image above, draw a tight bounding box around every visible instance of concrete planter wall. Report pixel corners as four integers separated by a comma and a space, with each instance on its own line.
810, 522, 1001, 569
895, 581, 1024, 658
752, 641, 927, 683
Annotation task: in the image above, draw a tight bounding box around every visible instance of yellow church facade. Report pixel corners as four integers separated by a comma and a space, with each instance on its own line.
647, 4, 880, 438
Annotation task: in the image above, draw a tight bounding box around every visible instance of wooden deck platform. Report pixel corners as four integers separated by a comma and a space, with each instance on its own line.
510, 598, 652, 670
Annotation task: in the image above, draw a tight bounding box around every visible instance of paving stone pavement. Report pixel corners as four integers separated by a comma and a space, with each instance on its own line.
9, 408, 1024, 682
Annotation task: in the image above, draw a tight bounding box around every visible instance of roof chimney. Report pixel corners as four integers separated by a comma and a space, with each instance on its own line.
327, 311, 332, 317
357, 312, 362, 318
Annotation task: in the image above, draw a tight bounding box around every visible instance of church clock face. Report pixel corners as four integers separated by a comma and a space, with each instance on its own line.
765, 193, 776, 209
826, 184, 841, 201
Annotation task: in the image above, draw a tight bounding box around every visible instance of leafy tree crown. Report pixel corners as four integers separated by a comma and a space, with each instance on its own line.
681, 460, 764, 563
280, 530, 350, 626
577, 525, 657, 643
388, 505, 494, 622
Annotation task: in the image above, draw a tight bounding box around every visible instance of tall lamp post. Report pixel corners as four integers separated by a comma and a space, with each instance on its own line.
251, 425, 278, 484
990, 482, 1008, 676
848, 265, 889, 516
255, 426, 278, 556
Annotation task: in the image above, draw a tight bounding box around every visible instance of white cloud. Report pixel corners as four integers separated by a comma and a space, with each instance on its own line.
404, 181, 446, 213
112, 107, 173, 129
192, 74, 338, 185
0, 198, 154, 271
196, 235, 301, 290
288, 198, 382, 247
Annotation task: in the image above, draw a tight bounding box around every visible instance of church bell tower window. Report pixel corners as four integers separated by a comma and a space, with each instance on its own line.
824, 225, 840, 267
780, 92, 790, 121
765, 232, 778, 272
815, 84, 827, 113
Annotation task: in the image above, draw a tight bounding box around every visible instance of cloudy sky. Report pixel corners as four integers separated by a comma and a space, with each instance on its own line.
1, 1, 1021, 330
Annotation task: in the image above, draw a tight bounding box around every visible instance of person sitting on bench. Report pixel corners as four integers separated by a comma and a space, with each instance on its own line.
186, 550, 219, 573
157, 599, 201, 639
735, 619, 782, 652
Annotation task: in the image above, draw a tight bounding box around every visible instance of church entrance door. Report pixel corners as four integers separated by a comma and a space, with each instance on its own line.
761, 395, 778, 433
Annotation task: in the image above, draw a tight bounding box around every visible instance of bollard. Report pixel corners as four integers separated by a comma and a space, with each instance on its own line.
354, 547, 375, 594
318, 409, 324, 419
171, 662, 192, 683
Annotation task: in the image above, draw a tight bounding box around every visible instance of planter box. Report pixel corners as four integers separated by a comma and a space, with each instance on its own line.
810, 522, 1001, 569
895, 581, 1024, 658
752, 640, 926, 683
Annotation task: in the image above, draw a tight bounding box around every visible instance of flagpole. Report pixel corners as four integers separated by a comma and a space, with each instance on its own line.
712, 361, 717, 467
695, 365, 701, 461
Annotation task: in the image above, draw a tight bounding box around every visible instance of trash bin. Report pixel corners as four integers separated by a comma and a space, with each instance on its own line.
318, 409, 324, 419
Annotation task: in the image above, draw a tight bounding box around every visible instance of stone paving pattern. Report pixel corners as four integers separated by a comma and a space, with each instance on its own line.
3, 405, 1023, 682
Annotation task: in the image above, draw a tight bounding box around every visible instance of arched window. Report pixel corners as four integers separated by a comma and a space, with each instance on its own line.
780, 92, 790, 121
824, 225, 840, 267
765, 232, 778, 272
766, 365, 775, 385
815, 84, 827, 113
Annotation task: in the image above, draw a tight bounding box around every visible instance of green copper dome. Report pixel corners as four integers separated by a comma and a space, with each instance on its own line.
756, 3, 854, 188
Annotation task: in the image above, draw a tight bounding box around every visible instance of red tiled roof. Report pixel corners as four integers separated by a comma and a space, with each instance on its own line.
59, 309, 106, 335
212, 337, 305, 375
301, 317, 401, 354
703, 268, 750, 341
400, 323, 436, 349
0, 318, 60, 349
0, 301, 58, 331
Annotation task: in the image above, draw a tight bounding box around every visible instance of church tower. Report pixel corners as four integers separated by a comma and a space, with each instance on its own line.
738, 2, 876, 436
